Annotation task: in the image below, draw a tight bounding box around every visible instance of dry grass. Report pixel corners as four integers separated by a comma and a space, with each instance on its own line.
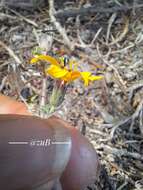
0, 1, 143, 189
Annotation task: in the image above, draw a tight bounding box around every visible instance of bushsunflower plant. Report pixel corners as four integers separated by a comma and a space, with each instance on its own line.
29, 50, 103, 117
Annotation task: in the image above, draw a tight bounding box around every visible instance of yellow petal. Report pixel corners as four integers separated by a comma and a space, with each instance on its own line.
80, 72, 91, 86
30, 55, 59, 66
71, 71, 81, 81
46, 65, 68, 79
89, 75, 103, 81
62, 72, 72, 81
80, 72, 103, 86
62, 71, 80, 82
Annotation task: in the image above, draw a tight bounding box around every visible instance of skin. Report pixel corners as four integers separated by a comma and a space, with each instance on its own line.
0, 94, 30, 115
0, 94, 100, 190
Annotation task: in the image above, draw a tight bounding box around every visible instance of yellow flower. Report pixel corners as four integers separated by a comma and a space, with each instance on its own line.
45, 65, 81, 82
46, 65, 103, 85
63, 70, 81, 82
80, 72, 103, 86
30, 55, 59, 66
30, 54, 103, 86
46, 65, 69, 78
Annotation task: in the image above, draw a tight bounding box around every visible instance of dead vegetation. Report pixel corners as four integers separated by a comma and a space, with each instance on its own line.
0, 0, 143, 189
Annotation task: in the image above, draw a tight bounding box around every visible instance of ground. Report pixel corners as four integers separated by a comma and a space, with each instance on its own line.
0, 1, 143, 189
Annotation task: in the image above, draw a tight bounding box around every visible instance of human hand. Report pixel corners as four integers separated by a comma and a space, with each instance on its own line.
0, 94, 100, 190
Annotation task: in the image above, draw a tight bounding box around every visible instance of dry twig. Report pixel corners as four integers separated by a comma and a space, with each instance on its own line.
55, 4, 143, 19
130, 100, 143, 134
106, 13, 117, 44
109, 16, 129, 46
103, 145, 143, 161
48, 0, 74, 50
0, 41, 22, 64
0, 76, 7, 91
96, 43, 127, 93
128, 81, 143, 105
8, 8, 38, 27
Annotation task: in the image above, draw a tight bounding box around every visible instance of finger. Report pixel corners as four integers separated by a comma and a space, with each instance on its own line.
0, 114, 71, 190
0, 94, 30, 115
50, 117, 101, 190
0, 95, 101, 189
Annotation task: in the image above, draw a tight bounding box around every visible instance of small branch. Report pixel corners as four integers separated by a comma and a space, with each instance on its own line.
0, 41, 22, 65
130, 100, 143, 134
110, 100, 143, 139
103, 145, 143, 161
8, 8, 38, 27
96, 43, 127, 94
106, 13, 117, 44
48, 0, 74, 50
0, 76, 7, 91
128, 81, 143, 105
109, 16, 129, 46
110, 117, 131, 139
55, 4, 143, 19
